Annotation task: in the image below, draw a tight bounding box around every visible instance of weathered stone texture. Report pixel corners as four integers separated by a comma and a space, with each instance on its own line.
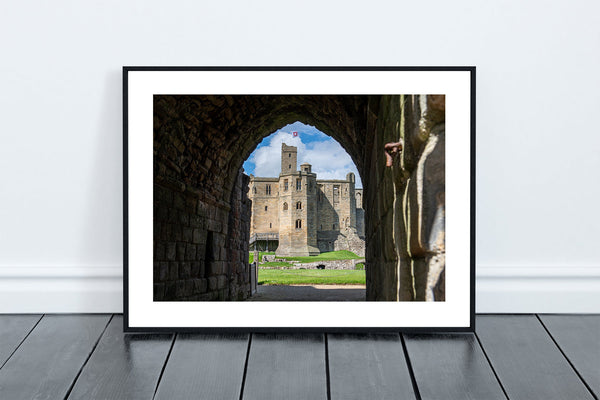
364, 95, 446, 301
153, 95, 444, 302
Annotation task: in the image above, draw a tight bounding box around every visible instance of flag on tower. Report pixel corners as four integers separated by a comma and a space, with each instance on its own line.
292, 131, 298, 137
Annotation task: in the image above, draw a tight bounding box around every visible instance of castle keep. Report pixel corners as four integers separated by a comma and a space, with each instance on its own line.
248, 143, 365, 257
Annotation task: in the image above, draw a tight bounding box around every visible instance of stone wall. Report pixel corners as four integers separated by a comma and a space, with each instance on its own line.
316, 230, 365, 257
154, 95, 253, 301
355, 189, 365, 238
364, 95, 445, 301
249, 177, 279, 235
152, 174, 250, 301
262, 258, 365, 270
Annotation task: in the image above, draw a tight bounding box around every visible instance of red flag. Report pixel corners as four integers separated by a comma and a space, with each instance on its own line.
292, 131, 298, 137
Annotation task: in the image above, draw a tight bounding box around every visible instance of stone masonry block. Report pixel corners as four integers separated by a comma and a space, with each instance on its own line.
169, 262, 179, 280
166, 243, 176, 261
217, 275, 227, 290
176, 242, 186, 261
208, 276, 218, 291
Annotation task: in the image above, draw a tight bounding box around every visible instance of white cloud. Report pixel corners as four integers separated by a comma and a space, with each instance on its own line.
248, 130, 305, 177
301, 140, 362, 187
245, 124, 363, 188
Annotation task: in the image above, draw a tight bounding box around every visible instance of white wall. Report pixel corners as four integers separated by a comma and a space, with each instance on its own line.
0, 0, 598, 313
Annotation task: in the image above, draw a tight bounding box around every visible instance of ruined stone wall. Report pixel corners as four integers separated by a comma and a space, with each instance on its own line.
355, 189, 365, 238
364, 95, 445, 301
248, 178, 279, 235
317, 181, 355, 231
263, 258, 365, 270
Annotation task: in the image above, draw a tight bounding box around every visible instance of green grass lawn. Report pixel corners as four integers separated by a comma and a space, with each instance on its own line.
279, 250, 362, 263
258, 268, 365, 285
249, 250, 362, 264
261, 261, 294, 268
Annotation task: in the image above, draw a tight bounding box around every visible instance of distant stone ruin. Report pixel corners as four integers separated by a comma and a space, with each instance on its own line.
248, 144, 365, 257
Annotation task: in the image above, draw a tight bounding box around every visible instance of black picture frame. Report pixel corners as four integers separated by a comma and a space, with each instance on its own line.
123, 66, 475, 333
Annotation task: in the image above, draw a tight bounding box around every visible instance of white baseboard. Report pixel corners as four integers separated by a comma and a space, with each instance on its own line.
0, 266, 123, 313
476, 266, 600, 313
0, 265, 598, 313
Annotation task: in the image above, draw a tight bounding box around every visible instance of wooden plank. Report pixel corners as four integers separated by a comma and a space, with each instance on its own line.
328, 333, 416, 400
154, 333, 249, 400
404, 333, 506, 400
243, 333, 327, 400
0, 314, 110, 400
539, 314, 600, 397
0, 314, 41, 368
66, 315, 173, 400
476, 315, 595, 400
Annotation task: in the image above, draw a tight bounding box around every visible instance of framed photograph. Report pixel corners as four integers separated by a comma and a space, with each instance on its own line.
123, 67, 475, 332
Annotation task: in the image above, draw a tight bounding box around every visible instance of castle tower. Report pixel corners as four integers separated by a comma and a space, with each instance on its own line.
275, 144, 320, 257
281, 143, 297, 174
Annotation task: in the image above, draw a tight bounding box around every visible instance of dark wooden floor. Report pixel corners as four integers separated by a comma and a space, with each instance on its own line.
0, 315, 597, 399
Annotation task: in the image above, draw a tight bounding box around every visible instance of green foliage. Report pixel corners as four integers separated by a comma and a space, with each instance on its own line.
354, 263, 365, 270
258, 268, 365, 285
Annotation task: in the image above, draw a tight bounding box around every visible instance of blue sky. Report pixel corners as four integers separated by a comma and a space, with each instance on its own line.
243, 121, 363, 188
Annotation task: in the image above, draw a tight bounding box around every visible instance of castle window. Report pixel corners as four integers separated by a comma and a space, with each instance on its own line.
296, 201, 302, 210
284, 179, 288, 191
283, 202, 288, 211
288, 164, 291, 169
333, 185, 340, 204
295, 219, 302, 229
296, 179, 301, 191
320, 225, 323, 230
289, 154, 291, 157
253, 186, 257, 194
265, 206, 268, 211
270, 223, 272, 228
265, 184, 271, 195
333, 224, 336, 230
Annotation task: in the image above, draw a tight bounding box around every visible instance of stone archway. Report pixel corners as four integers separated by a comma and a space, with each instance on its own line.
153, 95, 445, 302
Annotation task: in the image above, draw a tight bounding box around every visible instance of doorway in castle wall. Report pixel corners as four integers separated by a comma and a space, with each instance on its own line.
244, 122, 367, 301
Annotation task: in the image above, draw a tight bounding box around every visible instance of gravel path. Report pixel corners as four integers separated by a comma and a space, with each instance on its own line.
248, 284, 366, 301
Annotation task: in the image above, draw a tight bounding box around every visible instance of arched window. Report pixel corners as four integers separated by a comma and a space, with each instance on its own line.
283, 202, 288, 211
296, 201, 302, 210
295, 219, 302, 229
